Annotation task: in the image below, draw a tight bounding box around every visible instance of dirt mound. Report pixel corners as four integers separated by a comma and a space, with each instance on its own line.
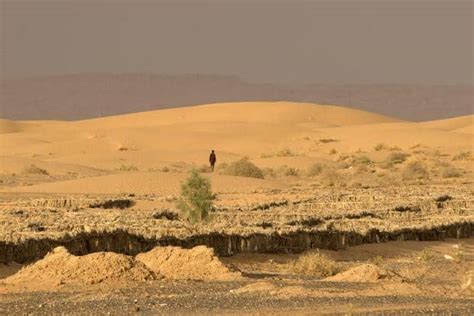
324, 264, 395, 283
3, 247, 156, 290
136, 245, 242, 281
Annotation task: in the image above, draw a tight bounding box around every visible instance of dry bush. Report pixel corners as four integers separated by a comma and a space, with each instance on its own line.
417, 248, 436, 262
321, 169, 344, 187
354, 155, 372, 165
276, 148, 296, 157
374, 143, 387, 151
329, 148, 337, 155
22, 165, 49, 175
441, 166, 462, 178
307, 163, 324, 177
259, 152, 273, 159
262, 167, 276, 178
223, 158, 264, 179
319, 138, 338, 144
287, 251, 340, 277
176, 169, 216, 224
402, 161, 429, 180
161, 166, 170, 172
452, 151, 471, 161
197, 164, 213, 173
277, 166, 299, 177
117, 165, 138, 171
386, 152, 409, 164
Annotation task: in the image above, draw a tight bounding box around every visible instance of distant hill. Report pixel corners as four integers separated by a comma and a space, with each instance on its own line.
1, 74, 472, 121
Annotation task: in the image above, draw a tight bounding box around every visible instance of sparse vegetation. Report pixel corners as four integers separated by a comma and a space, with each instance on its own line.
287, 251, 340, 277
402, 161, 429, 180
307, 163, 324, 177
329, 148, 337, 155
197, 164, 213, 173
276, 148, 296, 157
386, 152, 409, 164
22, 165, 49, 175
452, 151, 471, 161
374, 143, 386, 151
117, 165, 139, 172
223, 158, 264, 179
441, 166, 462, 178
355, 155, 372, 165
176, 169, 216, 224
417, 248, 436, 262
319, 138, 338, 144
278, 166, 299, 177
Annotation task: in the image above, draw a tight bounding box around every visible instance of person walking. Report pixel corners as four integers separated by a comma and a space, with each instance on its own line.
209, 150, 216, 171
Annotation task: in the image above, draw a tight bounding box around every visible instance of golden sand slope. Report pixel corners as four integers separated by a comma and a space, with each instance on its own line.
0, 102, 472, 194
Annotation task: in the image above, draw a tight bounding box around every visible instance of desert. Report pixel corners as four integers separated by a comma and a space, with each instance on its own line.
0, 101, 473, 314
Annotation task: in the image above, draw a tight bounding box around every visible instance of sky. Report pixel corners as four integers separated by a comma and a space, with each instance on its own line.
1, 0, 473, 85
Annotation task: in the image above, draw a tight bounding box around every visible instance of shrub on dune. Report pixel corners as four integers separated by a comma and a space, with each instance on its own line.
223, 158, 264, 179
402, 161, 429, 180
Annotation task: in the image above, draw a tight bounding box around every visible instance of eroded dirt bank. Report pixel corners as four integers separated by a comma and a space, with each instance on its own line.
1, 221, 472, 263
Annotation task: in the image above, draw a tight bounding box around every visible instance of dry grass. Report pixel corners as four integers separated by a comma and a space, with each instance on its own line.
402, 161, 429, 180
307, 163, 324, 177
287, 251, 340, 277
374, 143, 387, 151
440, 166, 462, 178
223, 158, 264, 179
386, 152, 409, 164
117, 165, 139, 172
452, 151, 471, 161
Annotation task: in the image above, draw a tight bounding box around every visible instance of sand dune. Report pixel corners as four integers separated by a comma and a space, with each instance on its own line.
420, 115, 474, 132
0, 101, 472, 194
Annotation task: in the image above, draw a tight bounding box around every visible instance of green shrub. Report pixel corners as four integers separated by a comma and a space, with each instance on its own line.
176, 169, 216, 224
223, 158, 264, 179
307, 163, 324, 177
402, 161, 429, 180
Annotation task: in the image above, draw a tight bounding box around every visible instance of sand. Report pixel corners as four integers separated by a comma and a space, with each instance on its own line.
324, 264, 395, 283
136, 245, 242, 281
2, 247, 155, 291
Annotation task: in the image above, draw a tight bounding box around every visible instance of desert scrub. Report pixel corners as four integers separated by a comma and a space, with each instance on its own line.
452, 151, 471, 161
117, 165, 138, 171
22, 165, 49, 175
197, 164, 212, 173
223, 157, 264, 179
287, 251, 340, 277
276, 148, 295, 157
440, 166, 462, 178
386, 152, 409, 164
176, 169, 216, 224
374, 143, 387, 151
277, 165, 299, 177
402, 161, 429, 180
319, 138, 338, 144
354, 155, 372, 165
417, 248, 436, 262
307, 163, 324, 177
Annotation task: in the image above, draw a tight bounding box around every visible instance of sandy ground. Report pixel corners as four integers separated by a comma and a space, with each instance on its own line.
0, 102, 473, 313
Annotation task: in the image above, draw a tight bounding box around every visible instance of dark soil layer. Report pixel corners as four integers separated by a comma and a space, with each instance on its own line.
1, 221, 472, 263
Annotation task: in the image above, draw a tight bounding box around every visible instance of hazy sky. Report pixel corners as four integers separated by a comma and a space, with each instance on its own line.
1, 0, 473, 84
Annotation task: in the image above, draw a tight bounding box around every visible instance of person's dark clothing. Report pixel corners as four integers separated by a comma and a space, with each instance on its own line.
209, 152, 216, 171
